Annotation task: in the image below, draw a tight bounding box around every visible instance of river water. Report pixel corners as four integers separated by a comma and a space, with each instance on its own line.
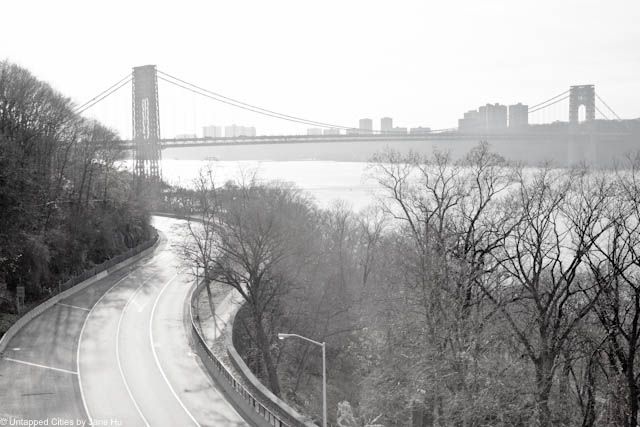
139, 160, 382, 211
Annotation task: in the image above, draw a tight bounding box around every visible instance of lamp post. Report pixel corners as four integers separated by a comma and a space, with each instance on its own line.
278, 333, 326, 427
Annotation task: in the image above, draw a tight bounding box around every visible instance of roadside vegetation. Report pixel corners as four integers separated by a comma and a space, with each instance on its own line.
0, 60, 152, 334
181, 142, 640, 427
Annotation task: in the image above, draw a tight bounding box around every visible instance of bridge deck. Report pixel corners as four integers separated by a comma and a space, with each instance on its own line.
120, 131, 632, 149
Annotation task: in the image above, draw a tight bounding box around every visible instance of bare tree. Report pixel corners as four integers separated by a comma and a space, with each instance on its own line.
484, 166, 612, 427
181, 165, 223, 321
365, 142, 518, 425
583, 154, 640, 427
181, 168, 315, 396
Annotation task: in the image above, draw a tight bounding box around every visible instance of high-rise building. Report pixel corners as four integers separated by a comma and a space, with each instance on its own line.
203, 125, 223, 138
458, 104, 507, 132
478, 103, 508, 130
509, 103, 529, 129
458, 110, 482, 132
307, 128, 323, 135
359, 118, 373, 134
381, 117, 393, 133
224, 125, 256, 137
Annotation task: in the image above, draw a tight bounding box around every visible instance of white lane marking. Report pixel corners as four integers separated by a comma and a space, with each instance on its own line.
57, 302, 90, 311
116, 277, 153, 427
3, 357, 77, 375
150, 273, 201, 427
77, 271, 139, 424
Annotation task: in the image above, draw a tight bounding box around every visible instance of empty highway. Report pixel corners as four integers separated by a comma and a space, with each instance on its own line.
0, 216, 246, 427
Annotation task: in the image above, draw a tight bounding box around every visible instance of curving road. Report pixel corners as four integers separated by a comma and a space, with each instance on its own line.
0, 216, 247, 427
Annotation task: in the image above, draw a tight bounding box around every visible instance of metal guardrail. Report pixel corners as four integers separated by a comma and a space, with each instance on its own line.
160, 212, 315, 426
0, 231, 159, 349
188, 280, 291, 427
57, 233, 158, 293
224, 308, 317, 427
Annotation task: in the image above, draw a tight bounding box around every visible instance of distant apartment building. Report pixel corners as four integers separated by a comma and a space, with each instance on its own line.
410, 127, 432, 135
307, 128, 323, 135
380, 117, 393, 133
175, 133, 197, 139
323, 128, 341, 135
479, 104, 507, 130
224, 125, 256, 137
202, 125, 223, 138
458, 103, 507, 132
359, 118, 373, 134
509, 103, 529, 129
391, 127, 408, 134
458, 110, 481, 132
346, 128, 360, 135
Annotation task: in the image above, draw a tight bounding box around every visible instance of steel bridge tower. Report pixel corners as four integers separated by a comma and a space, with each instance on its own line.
132, 65, 161, 183
569, 85, 595, 125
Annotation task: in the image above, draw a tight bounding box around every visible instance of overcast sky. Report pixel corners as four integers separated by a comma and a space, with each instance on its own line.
2, 0, 639, 137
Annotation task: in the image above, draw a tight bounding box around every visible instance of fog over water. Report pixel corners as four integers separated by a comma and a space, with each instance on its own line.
128, 160, 381, 211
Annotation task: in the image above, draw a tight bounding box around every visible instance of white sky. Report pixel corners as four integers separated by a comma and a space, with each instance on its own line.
2, 0, 639, 137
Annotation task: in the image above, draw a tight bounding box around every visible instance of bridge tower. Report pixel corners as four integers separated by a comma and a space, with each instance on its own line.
132, 65, 161, 183
569, 85, 595, 125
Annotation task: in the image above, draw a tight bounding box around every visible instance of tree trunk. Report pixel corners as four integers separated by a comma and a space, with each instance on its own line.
204, 278, 216, 337
293, 343, 312, 393
581, 359, 596, 427
103, 163, 110, 203
85, 167, 94, 208
254, 310, 281, 396
535, 356, 554, 427
558, 352, 571, 426
625, 366, 638, 427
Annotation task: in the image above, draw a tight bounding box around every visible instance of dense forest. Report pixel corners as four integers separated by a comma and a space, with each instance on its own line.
181, 143, 640, 427
0, 60, 152, 331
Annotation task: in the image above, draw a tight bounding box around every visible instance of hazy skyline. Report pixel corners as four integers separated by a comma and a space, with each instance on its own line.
2, 0, 639, 137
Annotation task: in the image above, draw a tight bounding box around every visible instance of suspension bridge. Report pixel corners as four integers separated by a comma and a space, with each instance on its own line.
76, 65, 632, 181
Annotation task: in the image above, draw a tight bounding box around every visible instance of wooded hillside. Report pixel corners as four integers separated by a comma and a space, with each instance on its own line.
0, 60, 151, 313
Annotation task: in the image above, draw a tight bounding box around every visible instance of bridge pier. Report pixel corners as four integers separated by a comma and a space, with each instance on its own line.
132, 65, 162, 184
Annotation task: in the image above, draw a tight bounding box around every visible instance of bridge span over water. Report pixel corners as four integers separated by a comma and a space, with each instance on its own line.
120, 131, 593, 149
133, 131, 638, 169
79, 64, 637, 172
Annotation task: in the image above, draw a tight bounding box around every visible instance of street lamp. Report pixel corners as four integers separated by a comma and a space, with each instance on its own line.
278, 333, 327, 427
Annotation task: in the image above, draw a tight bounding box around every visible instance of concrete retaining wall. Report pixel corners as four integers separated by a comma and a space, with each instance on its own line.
225, 307, 317, 427
0, 232, 159, 353
188, 281, 288, 427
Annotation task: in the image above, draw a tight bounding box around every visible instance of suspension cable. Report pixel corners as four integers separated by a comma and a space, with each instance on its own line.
528, 90, 570, 111
74, 74, 131, 112
527, 95, 570, 114
596, 93, 621, 120
157, 70, 354, 131
157, 72, 456, 134
595, 106, 610, 120
75, 78, 132, 116
157, 75, 350, 129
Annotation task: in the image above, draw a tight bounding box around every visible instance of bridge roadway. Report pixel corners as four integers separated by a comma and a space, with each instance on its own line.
119, 130, 635, 150
0, 216, 247, 427
120, 131, 573, 149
